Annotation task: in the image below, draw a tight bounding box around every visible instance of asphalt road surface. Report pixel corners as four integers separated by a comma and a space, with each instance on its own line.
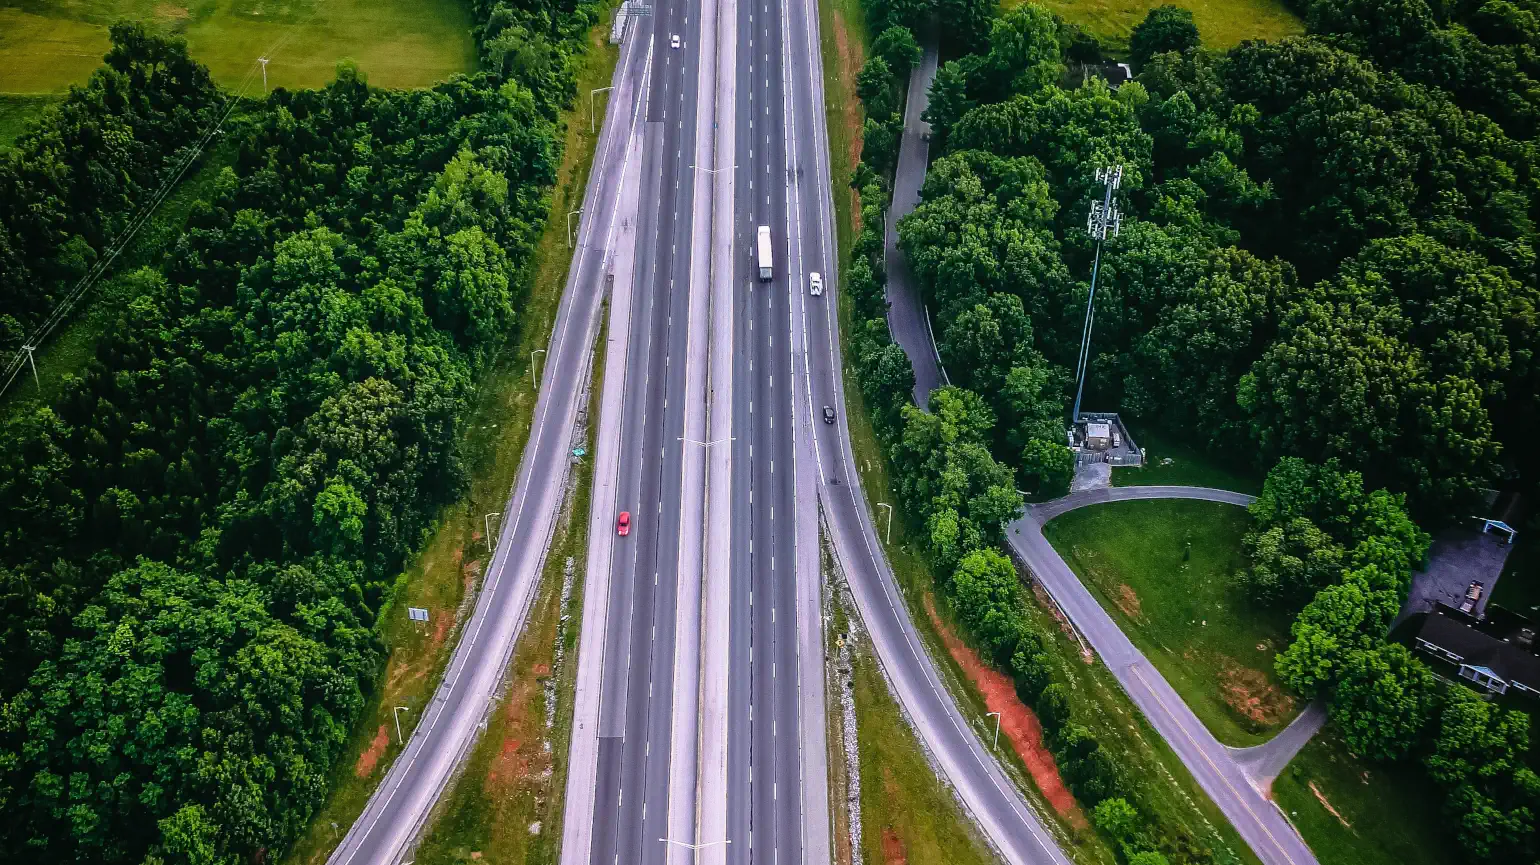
883, 41, 945, 407
587, 7, 710, 865
1013, 486, 1321, 865
726, 0, 812, 859
326, 18, 653, 865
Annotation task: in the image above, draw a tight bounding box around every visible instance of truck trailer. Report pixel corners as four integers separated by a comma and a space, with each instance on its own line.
757, 225, 772, 281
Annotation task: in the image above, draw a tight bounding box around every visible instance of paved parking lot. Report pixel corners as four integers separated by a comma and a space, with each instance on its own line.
1398, 525, 1515, 625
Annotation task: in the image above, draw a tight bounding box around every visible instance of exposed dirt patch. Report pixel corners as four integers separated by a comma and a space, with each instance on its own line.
1310, 781, 1351, 828
829, 7, 865, 234
487, 675, 549, 791
879, 826, 908, 865
354, 725, 390, 778
155, 3, 190, 21
1115, 583, 1142, 619
1218, 660, 1295, 729
463, 557, 483, 595
924, 594, 1086, 825
532, 663, 550, 676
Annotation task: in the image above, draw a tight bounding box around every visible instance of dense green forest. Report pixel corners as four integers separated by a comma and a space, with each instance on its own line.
0, 0, 599, 860
844, 0, 1540, 862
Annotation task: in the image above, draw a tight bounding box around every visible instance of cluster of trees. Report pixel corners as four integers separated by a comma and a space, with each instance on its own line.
1255, 458, 1539, 861
0, 22, 222, 353
0, 0, 600, 860
902, 1, 1539, 519
844, 12, 1208, 863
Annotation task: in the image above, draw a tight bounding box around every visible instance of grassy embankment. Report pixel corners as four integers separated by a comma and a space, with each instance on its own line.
0, 94, 57, 149
821, 0, 1261, 862
1044, 499, 1297, 746
410, 300, 604, 865
1111, 428, 1263, 495
1013, 0, 1303, 52
0, 0, 474, 93
279, 17, 620, 865
1271, 731, 1461, 865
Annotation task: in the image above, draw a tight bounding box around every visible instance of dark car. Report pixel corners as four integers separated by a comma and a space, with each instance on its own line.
822, 406, 835, 424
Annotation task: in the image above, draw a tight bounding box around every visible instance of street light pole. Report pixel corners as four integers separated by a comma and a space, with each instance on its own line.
258, 57, 269, 93
567, 209, 583, 249
590, 86, 613, 134
876, 502, 893, 545
531, 348, 546, 384
986, 711, 1002, 750
393, 706, 411, 745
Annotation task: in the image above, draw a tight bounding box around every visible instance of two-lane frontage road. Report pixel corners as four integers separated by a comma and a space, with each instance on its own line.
327, 17, 653, 865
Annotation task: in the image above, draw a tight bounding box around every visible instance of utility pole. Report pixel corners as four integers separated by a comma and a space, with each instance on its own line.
21, 344, 39, 390
258, 57, 269, 94
1070, 165, 1123, 426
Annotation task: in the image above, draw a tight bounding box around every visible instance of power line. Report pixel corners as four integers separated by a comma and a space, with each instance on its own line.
0, 5, 332, 402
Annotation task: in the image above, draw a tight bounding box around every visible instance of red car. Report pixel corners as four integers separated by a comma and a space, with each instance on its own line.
617, 511, 631, 536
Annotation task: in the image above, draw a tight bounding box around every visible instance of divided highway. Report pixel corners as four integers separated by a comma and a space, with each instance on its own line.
326, 18, 653, 865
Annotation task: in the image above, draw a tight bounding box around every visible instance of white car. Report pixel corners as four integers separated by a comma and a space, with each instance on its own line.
670, 33, 681, 49
809, 271, 823, 296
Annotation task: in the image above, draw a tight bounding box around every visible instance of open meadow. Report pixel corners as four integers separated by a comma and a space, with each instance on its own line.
1018, 0, 1303, 50
0, 0, 474, 94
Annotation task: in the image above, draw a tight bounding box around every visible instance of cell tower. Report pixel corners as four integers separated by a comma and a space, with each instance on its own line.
1071, 165, 1123, 424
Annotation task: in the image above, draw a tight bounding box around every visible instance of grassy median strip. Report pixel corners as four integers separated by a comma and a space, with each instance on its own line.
278, 19, 620, 865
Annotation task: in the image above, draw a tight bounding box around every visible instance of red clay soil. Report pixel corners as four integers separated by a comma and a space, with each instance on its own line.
924, 594, 1086, 825
354, 725, 391, 778
879, 826, 908, 865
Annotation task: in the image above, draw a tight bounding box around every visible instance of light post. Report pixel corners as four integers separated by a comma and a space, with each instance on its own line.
531, 349, 547, 384
567, 209, 583, 249
258, 57, 269, 93
876, 502, 893, 545
1070, 165, 1123, 425
590, 86, 613, 134
393, 706, 411, 745
986, 711, 1002, 751
485, 512, 502, 553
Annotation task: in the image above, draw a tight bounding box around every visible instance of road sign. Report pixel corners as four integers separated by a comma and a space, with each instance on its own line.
408, 607, 429, 622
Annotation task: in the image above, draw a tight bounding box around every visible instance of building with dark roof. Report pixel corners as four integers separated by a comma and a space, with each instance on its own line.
1413, 603, 1540, 696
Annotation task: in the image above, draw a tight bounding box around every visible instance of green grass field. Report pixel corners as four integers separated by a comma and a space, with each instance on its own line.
1019, 0, 1303, 51
1272, 731, 1460, 865
1044, 499, 1299, 746
0, 93, 58, 148
0, 0, 475, 94
1112, 428, 1264, 495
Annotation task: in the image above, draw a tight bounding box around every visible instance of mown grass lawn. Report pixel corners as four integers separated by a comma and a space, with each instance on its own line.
0, 93, 58, 149
1044, 499, 1299, 746
1112, 427, 1264, 495
0, 0, 474, 94
1272, 731, 1460, 865
1018, 0, 1303, 51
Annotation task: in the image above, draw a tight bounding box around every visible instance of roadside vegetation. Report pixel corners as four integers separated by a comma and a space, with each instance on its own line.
1045, 500, 1296, 746
0, 1, 609, 862
837, 0, 1540, 862
0, 0, 474, 93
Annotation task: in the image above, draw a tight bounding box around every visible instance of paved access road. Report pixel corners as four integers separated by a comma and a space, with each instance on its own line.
327, 18, 654, 865
1012, 486, 1322, 865
882, 41, 945, 407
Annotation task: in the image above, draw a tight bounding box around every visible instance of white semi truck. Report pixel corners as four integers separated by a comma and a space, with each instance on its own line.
757, 225, 772, 281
